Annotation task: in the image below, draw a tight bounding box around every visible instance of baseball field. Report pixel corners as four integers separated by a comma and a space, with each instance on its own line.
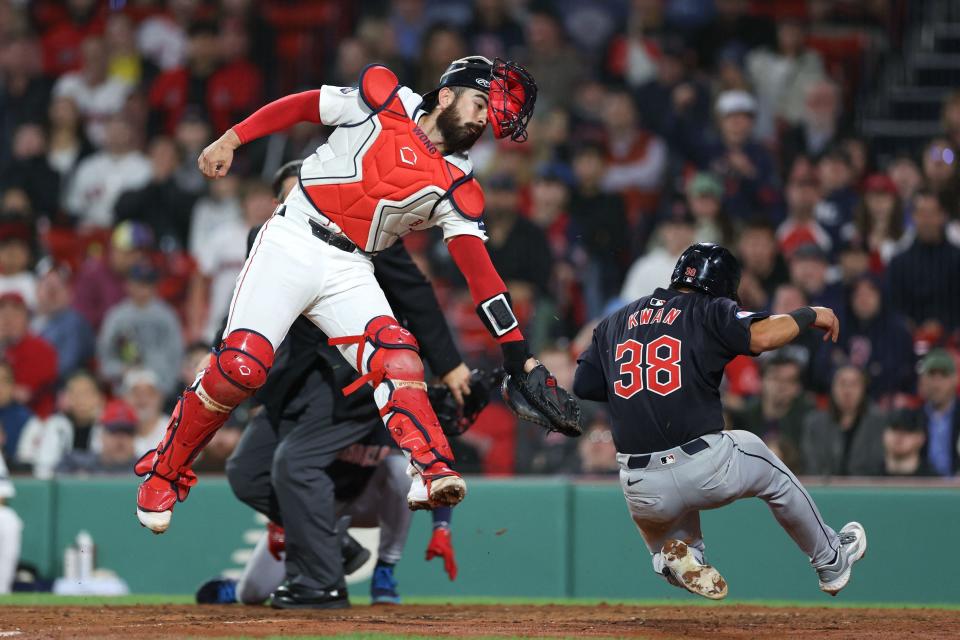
3, 595, 960, 639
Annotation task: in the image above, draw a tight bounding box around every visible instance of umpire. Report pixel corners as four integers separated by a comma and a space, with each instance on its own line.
225, 161, 470, 609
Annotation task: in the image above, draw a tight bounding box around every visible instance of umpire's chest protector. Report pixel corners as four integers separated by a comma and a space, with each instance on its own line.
300, 65, 484, 252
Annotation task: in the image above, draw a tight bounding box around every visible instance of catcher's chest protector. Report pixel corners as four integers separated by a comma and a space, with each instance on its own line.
300, 65, 483, 252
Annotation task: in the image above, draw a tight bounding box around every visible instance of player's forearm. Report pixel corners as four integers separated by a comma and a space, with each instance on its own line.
232, 90, 322, 144
446, 235, 531, 374
748, 309, 813, 353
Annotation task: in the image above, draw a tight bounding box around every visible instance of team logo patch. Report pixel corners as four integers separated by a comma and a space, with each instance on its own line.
660, 454, 676, 465
399, 146, 417, 166
476, 77, 491, 88
685, 267, 697, 277
650, 298, 665, 307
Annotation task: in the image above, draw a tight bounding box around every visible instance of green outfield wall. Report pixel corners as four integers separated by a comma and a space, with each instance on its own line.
9, 477, 959, 604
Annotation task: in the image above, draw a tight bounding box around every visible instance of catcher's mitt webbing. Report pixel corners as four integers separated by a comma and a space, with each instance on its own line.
501, 364, 582, 437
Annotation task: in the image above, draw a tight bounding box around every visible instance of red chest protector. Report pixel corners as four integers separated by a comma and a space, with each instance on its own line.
301, 65, 484, 252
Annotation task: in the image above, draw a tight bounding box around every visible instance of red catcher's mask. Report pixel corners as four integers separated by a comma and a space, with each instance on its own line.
488, 58, 537, 143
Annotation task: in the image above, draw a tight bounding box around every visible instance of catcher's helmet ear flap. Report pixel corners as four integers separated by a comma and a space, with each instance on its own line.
421, 55, 494, 112
488, 58, 537, 142
670, 243, 742, 302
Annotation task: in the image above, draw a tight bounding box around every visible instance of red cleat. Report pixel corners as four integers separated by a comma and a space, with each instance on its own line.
135, 451, 197, 534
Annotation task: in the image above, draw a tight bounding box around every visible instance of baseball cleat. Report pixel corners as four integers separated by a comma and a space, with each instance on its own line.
817, 521, 867, 596
407, 474, 431, 510
371, 565, 401, 605
196, 578, 238, 604
136, 508, 172, 534
136, 474, 179, 533
427, 475, 467, 507
661, 539, 728, 600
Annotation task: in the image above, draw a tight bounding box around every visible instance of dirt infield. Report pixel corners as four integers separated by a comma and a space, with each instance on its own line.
2, 603, 958, 639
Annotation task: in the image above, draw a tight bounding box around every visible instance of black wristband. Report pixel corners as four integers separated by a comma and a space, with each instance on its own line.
501, 340, 531, 376
788, 307, 816, 330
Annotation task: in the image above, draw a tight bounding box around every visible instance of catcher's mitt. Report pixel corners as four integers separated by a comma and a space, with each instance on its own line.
501, 364, 582, 437
428, 368, 501, 436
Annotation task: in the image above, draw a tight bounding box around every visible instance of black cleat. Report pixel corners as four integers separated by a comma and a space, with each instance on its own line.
270, 581, 350, 610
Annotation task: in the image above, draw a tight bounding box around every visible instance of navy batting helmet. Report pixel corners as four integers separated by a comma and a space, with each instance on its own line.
670, 243, 742, 302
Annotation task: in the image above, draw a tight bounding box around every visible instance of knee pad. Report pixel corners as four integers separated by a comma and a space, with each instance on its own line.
330, 316, 424, 395
201, 329, 275, 408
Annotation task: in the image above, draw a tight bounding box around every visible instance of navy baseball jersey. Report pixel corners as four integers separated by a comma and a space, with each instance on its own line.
577, 287, 768, 454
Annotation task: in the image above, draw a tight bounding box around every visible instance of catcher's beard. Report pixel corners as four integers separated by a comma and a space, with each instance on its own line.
437, 102, 484, 155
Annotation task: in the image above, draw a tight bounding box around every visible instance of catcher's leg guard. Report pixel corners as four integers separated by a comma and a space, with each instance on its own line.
330, 316, 465, 509
136, 329, 274, 533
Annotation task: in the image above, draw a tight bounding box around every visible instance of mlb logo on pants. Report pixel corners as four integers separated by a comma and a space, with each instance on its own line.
660, 454, 676, 465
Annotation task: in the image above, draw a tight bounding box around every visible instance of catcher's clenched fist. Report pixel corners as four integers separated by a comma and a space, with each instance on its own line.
197, 129, 241, 178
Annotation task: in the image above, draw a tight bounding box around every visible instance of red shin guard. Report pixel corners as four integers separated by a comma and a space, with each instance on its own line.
331, 316, 456, 479
137, 330, 274, 499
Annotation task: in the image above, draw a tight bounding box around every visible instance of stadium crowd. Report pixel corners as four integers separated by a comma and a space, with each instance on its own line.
0, 0, 958, 485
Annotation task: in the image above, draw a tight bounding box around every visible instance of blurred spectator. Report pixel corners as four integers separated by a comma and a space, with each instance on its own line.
0, 34, 51, 169
921, 138, 959, 214
575, 413, 619, 475
835, 239, 871, 287
620, 208, 695, 302
471, 174, 552, 306
416, 24, 467, 99
390, 0, 431, 62
780, 80, 844, 172
600, 89, 666, 224
115, 135, 196, 249
0, 451, 21, 595
568, 142, 628, 315
97, 262, 183, 396
887, 190, 960, 333
0, 361, 37, 462
1, 123, 60, 218
72, 220, 154, 331
64, 115, 151, 228
605, 0, 665, 90
172, 113, 212, 195
328, 37, 371, 87
149, 21, 262, 136
0, 292, 57, 418
702, 90, 777, 217
188, 179, 271, 344
524, 8, 587, 112
694, 0, 776, 70
850, 173, 907, 268
887, 155, 924, 213
916, 349, 959, 478
136, 0, 201, 71
465, 0, 525, 61
45, 95, 94, 191
730, 354, 812, 473
633, 37, 711, 147
16, 370, 104, 478
787, 244, 843, 310
685, 172, 733, 245
883, 409, 935, 477
842, 137, 871, 185
801, 365, 886, 476
746, 17, 826, 141
942, 90, 960, 151
820, 275, 914, 399
814, 147, 860, 248
56, 400, 139, 475
31, 261, 95, 381
179, 341, 211, 388
105, 11, 157, 89
121, 367, 168, 457
736, 220, 788, 310
0, 220, 36, 309
776, 159, 829, 256
52, 36, 132, 148
767, 283, 821, 391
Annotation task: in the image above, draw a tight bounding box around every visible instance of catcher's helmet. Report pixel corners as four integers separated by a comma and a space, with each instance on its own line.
420, 55, 495, 112
669, 243, 742, 302
421, 55, 537, 143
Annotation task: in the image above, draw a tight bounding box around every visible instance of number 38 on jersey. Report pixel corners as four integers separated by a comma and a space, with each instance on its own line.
613, 336, 682, 398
